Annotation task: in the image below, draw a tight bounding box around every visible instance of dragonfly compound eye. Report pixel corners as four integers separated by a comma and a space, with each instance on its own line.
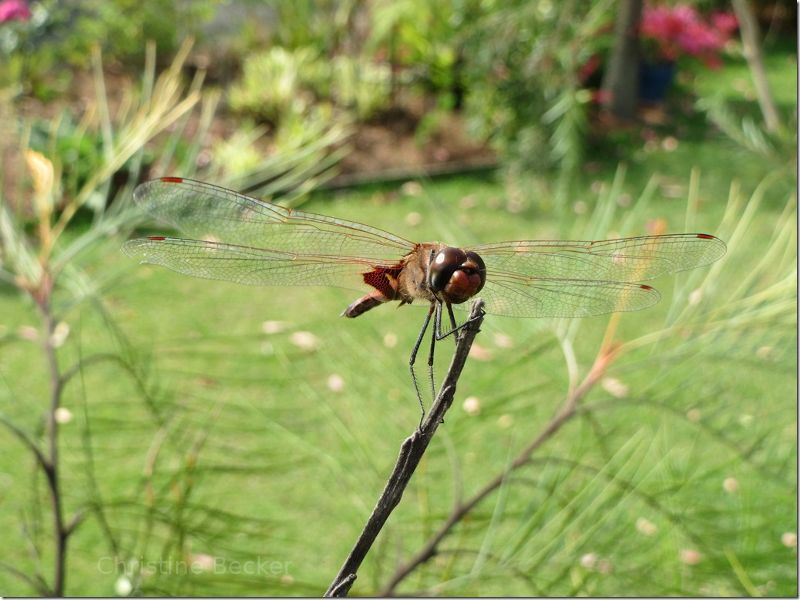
429, 247, 486, 304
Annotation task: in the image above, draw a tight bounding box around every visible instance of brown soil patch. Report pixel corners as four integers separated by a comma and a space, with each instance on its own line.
340, 107, 495, 178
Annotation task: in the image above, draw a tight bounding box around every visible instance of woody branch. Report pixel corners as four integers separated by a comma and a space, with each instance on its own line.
324, 299, 486, 597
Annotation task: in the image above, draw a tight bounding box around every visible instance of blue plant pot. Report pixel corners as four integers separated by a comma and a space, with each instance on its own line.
639, 61, 676, 103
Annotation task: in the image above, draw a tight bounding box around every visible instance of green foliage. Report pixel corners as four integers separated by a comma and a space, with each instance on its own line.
330, 54, 392, 119
0, 0, 220, 98
697, 93, 797, 173
462, 0, 613, 180
228, 46, 324, 124
366, 0, 470, 96
229, 46, 391, 125
267, 0, 357, 54
28, 111, 106, 201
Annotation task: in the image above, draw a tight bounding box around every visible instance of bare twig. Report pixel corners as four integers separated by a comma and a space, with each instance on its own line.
379, 335, 617, 596
324, 299, 486, 598
35, 292, 70, 597
0, 413, 48, 471
0, 560, 51, 596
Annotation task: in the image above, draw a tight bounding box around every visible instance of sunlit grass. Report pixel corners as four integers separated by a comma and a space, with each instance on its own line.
2, 161, 794, 595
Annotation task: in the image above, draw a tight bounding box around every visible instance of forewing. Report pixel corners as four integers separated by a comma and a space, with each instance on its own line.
476, 275, 661, 318
122, 237, 376, 292
132, 177, 414, 264
468, 234, 726, 283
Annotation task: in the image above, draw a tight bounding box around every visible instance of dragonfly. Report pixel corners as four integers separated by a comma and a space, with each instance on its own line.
123, 177, 726, 420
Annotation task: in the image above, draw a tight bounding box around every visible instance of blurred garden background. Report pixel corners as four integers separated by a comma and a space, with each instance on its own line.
0, 0, 796, 596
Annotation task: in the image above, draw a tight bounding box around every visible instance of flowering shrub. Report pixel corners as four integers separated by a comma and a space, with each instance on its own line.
0, 0, 30, 22
641, 4, 738, 68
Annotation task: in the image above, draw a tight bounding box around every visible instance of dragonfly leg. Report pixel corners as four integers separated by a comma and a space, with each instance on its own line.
447, 302, 458, 345
409, 303, 435, 428
426, 302, 442, 401
429, 301, 447, 424
435, 301, 483, 341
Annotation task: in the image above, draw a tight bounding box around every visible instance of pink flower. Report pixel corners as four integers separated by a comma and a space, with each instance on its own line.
640, 4, 737, 67
0, 0, 31, 22
712, 12, 739, 35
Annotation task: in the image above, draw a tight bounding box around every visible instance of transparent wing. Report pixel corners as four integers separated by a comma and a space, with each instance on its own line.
467, 234, 726, 283
476, 276, 661, 318
122, 237, 377, 293
125, 179, 726, 318
130, 177, 415, 264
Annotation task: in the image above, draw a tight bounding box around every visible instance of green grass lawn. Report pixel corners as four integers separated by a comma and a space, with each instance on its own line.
0, 48, 796, 596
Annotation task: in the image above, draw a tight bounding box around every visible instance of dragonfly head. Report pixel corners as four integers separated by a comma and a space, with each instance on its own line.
428, 246, 486, 304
